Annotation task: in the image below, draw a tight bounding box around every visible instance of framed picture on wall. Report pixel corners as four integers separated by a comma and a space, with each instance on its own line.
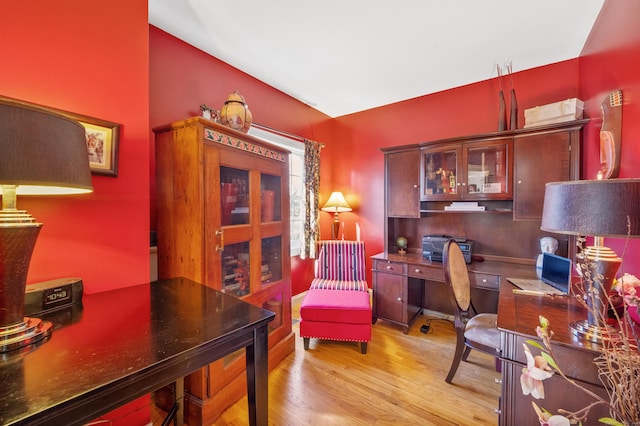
0, 95, 121, 177
66, 114, 120, 177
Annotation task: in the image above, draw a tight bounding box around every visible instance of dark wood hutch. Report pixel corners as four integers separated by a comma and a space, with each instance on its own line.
373, 120, 586, 331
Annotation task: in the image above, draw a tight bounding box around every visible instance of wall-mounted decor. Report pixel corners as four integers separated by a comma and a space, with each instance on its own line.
61, 112, 120, 177
599, 89, 622, 179
0, 95, 120, 177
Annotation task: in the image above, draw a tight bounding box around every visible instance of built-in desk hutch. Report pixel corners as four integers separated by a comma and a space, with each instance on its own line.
374, 120, 586, 331
154, 117, 294, 424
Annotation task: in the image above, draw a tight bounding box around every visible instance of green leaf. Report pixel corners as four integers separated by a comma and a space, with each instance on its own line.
540, 352, 558, 370
598, 418, 624, 425
525, 339, 545, 351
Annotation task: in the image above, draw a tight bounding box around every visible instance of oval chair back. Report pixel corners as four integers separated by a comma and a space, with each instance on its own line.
443, 239, 501, 384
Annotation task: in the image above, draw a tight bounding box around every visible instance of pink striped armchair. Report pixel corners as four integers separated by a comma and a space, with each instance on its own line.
310, 240, 369, 291
300, 240, 372, 354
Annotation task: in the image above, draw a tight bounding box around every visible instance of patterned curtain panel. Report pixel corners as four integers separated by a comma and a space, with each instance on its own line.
302, 139, 322, 259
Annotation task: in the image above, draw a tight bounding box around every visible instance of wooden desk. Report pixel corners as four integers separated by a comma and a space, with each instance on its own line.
497, 281, 609, 425
371, 252, 538, 332
0, 277, 274, 426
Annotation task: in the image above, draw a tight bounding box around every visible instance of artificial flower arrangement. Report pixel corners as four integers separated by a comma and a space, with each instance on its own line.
521, 237, 640, 426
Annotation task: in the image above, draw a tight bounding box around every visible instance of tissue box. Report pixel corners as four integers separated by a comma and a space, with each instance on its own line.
524, 98, 584, 128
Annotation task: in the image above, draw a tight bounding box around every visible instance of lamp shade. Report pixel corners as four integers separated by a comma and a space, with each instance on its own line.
321, 191, 352, 213
541, 179, 640, 238
0, 98, 93, 195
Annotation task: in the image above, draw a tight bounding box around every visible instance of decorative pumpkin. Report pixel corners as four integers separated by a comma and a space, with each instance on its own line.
220, 91, 252, 133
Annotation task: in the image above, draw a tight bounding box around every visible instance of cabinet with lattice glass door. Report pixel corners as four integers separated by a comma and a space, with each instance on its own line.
154, 116, 294, 425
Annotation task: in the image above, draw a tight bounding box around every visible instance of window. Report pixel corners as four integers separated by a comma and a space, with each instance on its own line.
248, 126, 304, 256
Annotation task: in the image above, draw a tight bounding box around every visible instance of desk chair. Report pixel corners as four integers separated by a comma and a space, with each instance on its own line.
443, 239, 501, 384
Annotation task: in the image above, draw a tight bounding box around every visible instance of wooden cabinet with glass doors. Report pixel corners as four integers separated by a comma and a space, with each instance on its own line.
421, 137, 513, 202
154, 117, 294, 425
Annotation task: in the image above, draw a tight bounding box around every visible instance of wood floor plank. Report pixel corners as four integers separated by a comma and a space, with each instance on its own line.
213, 295, 500, 425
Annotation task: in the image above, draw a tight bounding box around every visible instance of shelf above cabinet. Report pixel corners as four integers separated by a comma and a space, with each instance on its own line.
419, 200, 513, 214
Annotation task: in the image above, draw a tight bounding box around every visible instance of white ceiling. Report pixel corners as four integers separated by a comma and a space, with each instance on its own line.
149, 0, 605, 118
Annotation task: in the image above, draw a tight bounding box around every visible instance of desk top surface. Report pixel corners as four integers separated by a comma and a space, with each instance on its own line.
372, 252, 539, 278
0, 277, 274, 425
497, 280, 601, 352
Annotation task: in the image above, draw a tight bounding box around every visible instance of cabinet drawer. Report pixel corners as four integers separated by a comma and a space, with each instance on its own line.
407, 264, 444, 282
373, 259, 406, 275
469, 272, 500, 290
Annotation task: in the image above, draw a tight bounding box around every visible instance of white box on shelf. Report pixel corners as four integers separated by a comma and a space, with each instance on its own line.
524, 98, 584, 128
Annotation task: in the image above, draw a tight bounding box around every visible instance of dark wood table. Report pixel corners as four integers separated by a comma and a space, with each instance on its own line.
0, 277, 274, 426
497, 281, 610, 425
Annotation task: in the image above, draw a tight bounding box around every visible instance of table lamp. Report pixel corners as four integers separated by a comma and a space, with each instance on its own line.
321, 191, 352, 239
0, 97, 93, 353
541, 178, 640, 343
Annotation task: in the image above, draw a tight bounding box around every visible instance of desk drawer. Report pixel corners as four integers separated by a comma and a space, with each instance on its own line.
469, 272, 500, 290
408, 264, 444, 282
373, 259, 406, 275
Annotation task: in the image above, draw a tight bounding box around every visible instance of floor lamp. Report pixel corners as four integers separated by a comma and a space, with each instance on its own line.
321, 191, 352, 239
541, 178, 640, 343
0, 98, 93, 353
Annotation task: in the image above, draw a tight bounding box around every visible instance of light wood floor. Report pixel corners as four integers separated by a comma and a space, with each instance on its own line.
213, 294, 501, 425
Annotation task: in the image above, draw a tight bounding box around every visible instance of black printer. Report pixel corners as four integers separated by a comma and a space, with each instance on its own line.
422, 235, 473, 263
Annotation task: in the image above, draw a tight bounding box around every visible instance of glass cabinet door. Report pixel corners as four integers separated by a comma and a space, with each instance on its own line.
422, 145, 460, 200
261, 236, 282, 285
261, 173, 281, 223
220, 166, 249, 226
466, 142, 509, 197
221, 241, 251, 296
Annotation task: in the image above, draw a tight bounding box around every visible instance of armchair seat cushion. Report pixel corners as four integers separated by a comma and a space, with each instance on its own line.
309, 278, 369, 292
300, 289, 371, 324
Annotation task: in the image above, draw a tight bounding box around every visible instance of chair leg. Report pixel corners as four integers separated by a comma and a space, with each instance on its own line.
360, 342, 367, 354
461, 345, 472, 362
303, 337, 310, 350
445, 332, 466, 384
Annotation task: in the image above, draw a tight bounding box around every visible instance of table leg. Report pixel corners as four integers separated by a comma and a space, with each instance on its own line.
246, 324, 269, 426
175, 377, 184, 426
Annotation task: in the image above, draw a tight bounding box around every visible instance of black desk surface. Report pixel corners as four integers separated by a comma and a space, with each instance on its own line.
0, 277, 274, 425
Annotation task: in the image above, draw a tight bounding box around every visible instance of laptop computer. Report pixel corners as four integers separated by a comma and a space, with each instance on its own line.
507, 253, 572, 295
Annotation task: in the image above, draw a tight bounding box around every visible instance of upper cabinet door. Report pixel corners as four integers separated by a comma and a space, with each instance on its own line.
513, 130, 572, 220
464, 138, 513, 201
421, 144, 461, 201
421, 138, 513, 201
386, 149, 421, 217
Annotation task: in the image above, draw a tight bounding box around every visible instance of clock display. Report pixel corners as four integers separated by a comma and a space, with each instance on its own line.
43, 284, 72, 309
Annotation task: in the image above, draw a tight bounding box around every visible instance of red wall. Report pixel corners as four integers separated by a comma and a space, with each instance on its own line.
149, 26, 334, 295
150, 0, 640, 293
579, 0, 640, 273
327, 61, 581, 283
2, 0, 152, 423
8, 2, 632, 300
1, 0, 150, 294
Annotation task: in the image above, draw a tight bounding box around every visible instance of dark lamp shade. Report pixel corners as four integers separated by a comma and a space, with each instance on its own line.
321, 191, 352, 213
541, 179, 640, 238
0, 98, 93, 195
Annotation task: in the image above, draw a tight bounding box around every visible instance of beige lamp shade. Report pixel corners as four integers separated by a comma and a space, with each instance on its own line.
321, 191, 352, 213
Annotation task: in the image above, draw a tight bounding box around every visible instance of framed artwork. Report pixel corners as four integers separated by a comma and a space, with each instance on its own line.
0, 95, 121, 177
66, 114, 120, 177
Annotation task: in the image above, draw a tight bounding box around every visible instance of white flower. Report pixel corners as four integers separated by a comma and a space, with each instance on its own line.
520, 344, 554, 399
